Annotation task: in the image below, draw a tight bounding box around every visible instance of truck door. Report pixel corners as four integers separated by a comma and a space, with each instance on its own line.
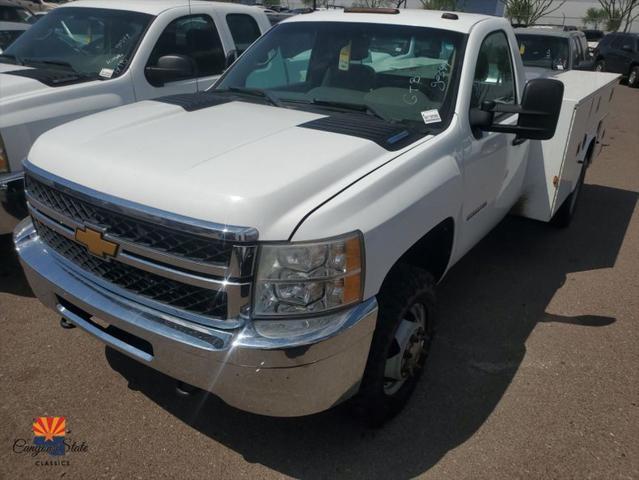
457, 30, 529, 255
132, 13, 227, 100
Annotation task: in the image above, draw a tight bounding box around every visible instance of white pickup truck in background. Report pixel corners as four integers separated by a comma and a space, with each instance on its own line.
14, 8, 619, 424
0, 0, 270, 234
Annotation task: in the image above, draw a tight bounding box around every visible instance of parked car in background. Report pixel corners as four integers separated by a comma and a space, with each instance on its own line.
515, 28, 592, 78
0, 0, 36, 24
0, 20, 29, 53
582, 29, 605, 53
14, 0, 67, 13
593, 32, 639, 87
0, 0, 270, 235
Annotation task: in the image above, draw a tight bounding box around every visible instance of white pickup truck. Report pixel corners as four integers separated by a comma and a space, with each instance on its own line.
0, 0, 270, 234
14, 9, 619, 424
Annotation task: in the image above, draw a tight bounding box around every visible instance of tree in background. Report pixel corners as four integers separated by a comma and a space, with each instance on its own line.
582, 7, 607, 29
598, 0, 639, 31
420, 0, 461, 10
500, 0, 565, 26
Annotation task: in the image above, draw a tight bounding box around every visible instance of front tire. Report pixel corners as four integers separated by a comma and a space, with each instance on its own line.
628, 66, 639, 88
352, 264, 436, 426
594, 59, 606, 72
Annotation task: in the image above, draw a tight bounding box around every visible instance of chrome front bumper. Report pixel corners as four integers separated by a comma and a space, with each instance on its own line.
15, 219, 378, 417
0, 172, 26, 235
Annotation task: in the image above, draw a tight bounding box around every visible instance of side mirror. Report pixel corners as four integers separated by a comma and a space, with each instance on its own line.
574, 59, 594, 71
470, 78, 564, 141
145, 54, 195, 87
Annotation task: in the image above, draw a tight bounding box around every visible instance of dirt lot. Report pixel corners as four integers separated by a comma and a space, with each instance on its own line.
1, 85, 638, 480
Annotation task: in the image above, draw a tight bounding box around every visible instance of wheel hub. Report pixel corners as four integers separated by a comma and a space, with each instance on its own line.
384, 303, 428, 395
401, 327, 426, 377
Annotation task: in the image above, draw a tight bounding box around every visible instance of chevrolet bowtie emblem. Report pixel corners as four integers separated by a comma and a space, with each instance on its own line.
74, 227, 119, 259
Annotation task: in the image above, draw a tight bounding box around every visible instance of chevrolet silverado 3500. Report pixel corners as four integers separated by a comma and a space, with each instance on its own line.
0, 0, 270, 234
14, 9, 619, 423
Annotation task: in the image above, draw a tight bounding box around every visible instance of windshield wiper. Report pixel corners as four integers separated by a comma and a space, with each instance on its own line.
0, 53, 23, 65
310, 99, 388, 123
21, 58, 76, 72
221, 86, 283, 107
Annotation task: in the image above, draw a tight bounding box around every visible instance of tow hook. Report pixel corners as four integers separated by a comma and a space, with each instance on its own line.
59, 317, 76, 329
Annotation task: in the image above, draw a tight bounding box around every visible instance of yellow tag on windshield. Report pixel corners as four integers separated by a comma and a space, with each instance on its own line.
519, 44, 526, 55
338, 42, 351, 71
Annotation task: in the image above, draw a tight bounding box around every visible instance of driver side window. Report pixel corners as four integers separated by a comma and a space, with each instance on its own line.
471, 31, 516, 110
146, 14, 225, 83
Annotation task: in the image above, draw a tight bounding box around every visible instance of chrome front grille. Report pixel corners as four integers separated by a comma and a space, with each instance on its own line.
25, 175, 234, 266
24, 163, 258, 327
34, 219, 228, 318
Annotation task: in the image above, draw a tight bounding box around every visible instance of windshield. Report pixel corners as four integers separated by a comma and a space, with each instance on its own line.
516, 34, 570, 70
216, 22, 465, 128
0, 5, 34, 23
2, 7, 153, 77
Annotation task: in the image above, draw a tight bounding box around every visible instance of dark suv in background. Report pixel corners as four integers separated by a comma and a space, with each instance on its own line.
594, 32, 639, 87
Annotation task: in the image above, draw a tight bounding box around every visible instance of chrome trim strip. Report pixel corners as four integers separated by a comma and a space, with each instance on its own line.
26, 193, 255, 279
28, 203, 75, 238
24, 160, 259, 243
116, 251, 249, 291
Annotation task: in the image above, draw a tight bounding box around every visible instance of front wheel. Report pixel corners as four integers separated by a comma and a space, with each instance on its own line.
628, 66, 639, 88
594, 60, 606, 72
352, 264, 436, 426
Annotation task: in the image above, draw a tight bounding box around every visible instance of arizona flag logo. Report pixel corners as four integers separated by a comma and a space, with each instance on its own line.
33, 417, 66, 456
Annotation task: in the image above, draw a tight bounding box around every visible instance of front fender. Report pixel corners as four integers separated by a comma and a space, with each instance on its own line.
291, 120, 464, 298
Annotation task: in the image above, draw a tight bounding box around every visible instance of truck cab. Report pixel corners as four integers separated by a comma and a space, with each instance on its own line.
14, 9, 616, 423
0, 0, 270, 234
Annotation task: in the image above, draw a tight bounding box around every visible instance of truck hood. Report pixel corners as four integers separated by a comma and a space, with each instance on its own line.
0, 64, 47, 100
29, 99, 419, 240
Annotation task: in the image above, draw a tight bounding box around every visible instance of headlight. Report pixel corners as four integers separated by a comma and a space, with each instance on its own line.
253, 232, 363, 318
0, 133, 8, 173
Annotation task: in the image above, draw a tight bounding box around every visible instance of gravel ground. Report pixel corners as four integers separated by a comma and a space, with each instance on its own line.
0, 84, 637, 480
